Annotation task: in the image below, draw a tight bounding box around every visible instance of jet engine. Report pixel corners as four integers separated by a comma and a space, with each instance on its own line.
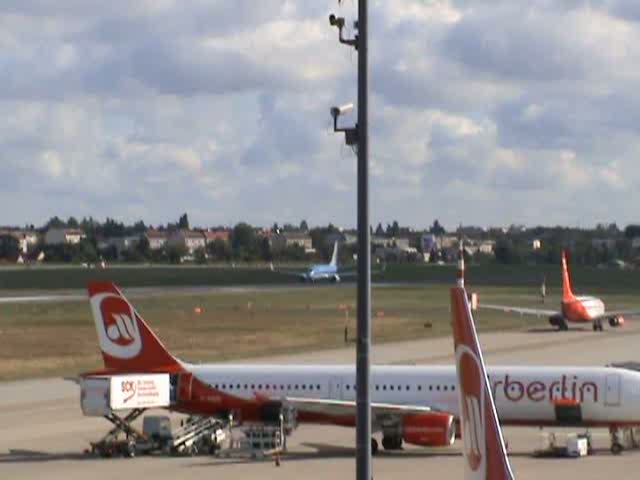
548, 314, 568, 331
401, 412, 455, 447
608, 316, 624, 327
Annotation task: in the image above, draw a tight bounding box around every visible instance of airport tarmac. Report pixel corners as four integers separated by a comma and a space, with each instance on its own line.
2, 324, 640, 479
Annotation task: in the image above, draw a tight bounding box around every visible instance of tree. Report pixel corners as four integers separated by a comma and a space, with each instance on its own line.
386, 220, 400, 237
45, 216, 66, 229
299, 219, 309, 231
194, 247, 207, 264
0, 235, 19, 260
232, 223, 256, 251
67, 217, 79, 228
494, 238, 522, 264
206, 239, 232, 261
135, 236, 151, 260
166, 245, 187, 264
625, 225, 640, 239
375, 223, 384, 236
429, 219, 445, 235
178, 213, 190, 230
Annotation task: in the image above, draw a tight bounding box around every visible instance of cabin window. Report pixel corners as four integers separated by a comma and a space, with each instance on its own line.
287, 384, 291, 390
258, 384, 262, 389
443, 386, 448, 391
418, 385, 422, 391
317, 384, 321, 390
244, 384, 248, 389
383, 385, 387, 391
375, 385, 379, 391
436, 385, 440, 391
302, 385, 307, 390
390, 385, 394, 391
406, 386, 410, 391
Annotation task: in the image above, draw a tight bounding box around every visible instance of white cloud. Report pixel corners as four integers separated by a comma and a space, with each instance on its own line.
2, 0, 640, 229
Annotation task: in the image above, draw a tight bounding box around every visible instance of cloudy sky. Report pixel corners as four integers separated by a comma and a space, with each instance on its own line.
2, 0, 640, 230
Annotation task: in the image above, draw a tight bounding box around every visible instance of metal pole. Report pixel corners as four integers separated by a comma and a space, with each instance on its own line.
355, 0, 371, 479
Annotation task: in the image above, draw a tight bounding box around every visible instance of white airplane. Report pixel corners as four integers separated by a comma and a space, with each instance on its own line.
85, 280, 640, 455
270, 241, 356, 283
475, 250, 640, 331
451, 279, 514, 478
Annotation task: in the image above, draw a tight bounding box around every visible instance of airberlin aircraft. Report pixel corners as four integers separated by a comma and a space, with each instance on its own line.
451, 284, 514, 479
85, 281, 640, 455
477, 250, 640, 331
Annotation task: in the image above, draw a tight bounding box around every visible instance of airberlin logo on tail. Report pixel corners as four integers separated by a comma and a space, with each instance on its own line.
90, 292, 142, 359
456, 344, 486, 478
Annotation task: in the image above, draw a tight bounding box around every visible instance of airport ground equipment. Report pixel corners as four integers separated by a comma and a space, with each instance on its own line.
80, 374, 229, 457
533, 432, 591, 458
221, 412, 289, 460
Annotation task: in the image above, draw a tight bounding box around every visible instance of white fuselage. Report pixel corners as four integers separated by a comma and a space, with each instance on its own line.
188, 364, 640, 428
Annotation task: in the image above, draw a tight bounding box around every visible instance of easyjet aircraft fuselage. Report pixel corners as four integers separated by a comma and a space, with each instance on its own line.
561, 295, 605, 322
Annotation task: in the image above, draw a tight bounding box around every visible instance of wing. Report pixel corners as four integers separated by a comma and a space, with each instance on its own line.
286, 397, 437, 417
478, 303, 557, 318
271, 269, 306, 277
594, 309, 640, 320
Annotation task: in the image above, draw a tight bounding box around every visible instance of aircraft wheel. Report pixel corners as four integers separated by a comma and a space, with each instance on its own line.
611, 442, 624, 455
371, 438, 379, 456
559, 319, 569, 331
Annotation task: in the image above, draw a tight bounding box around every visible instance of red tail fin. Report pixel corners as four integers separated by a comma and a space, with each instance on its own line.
451, 287, 515, 480
561, 250, 575, 301
88, 282, 183, 373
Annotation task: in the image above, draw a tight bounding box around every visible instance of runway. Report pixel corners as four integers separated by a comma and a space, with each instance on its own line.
2, 323, 640, 479
0, 282, 406, 304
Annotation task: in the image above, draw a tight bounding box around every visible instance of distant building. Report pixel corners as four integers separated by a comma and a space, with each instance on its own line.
325, 230, 357, 247
532, 239, 542, 251
421, 234, 437, 253
632, 237, 640, 250
145, 230, 168, 250
44, 228, 85, 245
437, 235, 458, 249
270, 231, 314, 253
103, 235, 141, 255
202, 229, 231, 245
591, 238, 616, 250
168, 229, 206, 254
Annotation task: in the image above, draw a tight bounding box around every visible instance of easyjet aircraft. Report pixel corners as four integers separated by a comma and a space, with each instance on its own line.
451, 284, 514, 479
476, 250, 640, 331
85, 281, 640, 455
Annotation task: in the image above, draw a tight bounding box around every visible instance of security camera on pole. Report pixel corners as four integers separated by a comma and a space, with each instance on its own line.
329, 2, 372, 480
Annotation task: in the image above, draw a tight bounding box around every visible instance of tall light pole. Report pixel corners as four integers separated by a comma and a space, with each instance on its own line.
329, 1, 371, 479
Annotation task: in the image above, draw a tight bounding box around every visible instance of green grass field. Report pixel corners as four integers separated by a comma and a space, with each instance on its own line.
1, 282, 639, 381
2, 262, 640, 292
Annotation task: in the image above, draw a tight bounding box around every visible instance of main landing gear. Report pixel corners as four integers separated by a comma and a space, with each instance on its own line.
593, 319, 604, 332
371, 438, 379, 456
610, 427, 624, 455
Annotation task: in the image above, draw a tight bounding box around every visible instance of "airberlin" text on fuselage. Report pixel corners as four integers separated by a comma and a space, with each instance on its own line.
490, 375, 598, 403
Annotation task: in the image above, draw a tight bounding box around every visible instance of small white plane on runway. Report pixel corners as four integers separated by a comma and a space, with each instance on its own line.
84, 274, 640, 455
475, 250, 640, 331
270, 241, 356, 283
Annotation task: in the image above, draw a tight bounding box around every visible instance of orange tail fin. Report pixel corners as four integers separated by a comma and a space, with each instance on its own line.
451, 287, 515, 480
561, 250, 575, 301
88, 282, 183, 373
